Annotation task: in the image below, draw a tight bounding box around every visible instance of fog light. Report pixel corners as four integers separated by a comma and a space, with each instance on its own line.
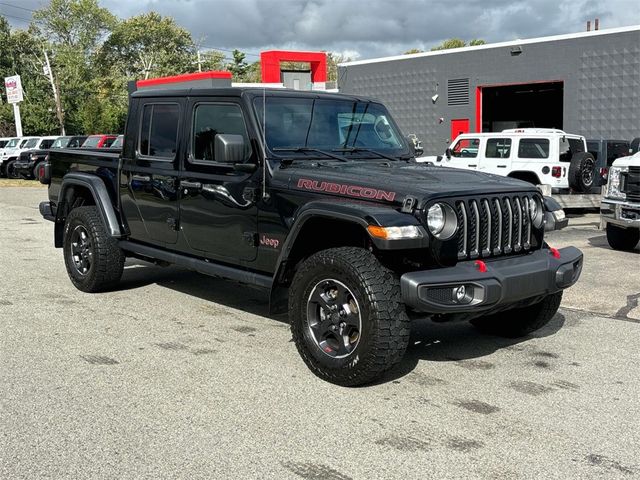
453, 285, 474, 304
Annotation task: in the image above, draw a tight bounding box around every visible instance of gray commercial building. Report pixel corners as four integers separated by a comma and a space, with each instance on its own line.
338, 25, 640, 156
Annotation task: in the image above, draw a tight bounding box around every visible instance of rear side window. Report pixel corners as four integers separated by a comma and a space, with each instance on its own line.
68, 137, 85, 148
40, 139, 54, 149
139, 103, 180, 159
559, 138, 585, 162
518, 138, 549, 159
191, 103, 251, 163
451, 138, 479, 158
485, 138, 512, 158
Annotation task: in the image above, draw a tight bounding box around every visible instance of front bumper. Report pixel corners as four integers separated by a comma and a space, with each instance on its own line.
401, 247, 583, 314
600, 199, 640, 229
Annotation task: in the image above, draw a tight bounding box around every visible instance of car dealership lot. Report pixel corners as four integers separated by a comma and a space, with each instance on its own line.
1, 185, 639, 479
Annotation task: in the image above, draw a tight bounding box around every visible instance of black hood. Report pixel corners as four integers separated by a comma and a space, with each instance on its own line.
273, 160, 536, 206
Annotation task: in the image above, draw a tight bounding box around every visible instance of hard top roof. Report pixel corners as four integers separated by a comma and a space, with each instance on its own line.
131, 86, 376, 103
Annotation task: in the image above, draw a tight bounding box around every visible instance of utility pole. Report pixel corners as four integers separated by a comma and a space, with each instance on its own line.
196, 50, 203, 72
43, 49, 65, 135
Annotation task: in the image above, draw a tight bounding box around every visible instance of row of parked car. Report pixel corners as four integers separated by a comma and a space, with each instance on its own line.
0, 134, 123, 179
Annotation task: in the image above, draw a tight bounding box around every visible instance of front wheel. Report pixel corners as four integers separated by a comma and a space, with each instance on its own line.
289, 247, 410, 386
5, 160, 17, 179
63, 206, 125, 292
471, 292, 562, 338
606, 224, 639, 251
32, 162, 43, 180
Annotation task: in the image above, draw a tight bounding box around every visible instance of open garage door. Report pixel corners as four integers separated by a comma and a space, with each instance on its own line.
479, 81, 563, 132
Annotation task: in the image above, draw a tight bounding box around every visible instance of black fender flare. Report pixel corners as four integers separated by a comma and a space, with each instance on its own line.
57, 172, 123, 239
268, 200, 427, 314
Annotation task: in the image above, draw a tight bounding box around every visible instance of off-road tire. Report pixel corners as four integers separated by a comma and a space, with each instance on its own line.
289, 247, 410, 386
568, 152, 596, 192
470, 292, 563, 338
63, 206, 125, 292
606, 224, 639, 251
32, 162, 43, 180
5, 160, 17, 179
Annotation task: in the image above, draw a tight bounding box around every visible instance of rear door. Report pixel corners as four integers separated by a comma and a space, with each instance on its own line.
120, 98, 183, 246
178, 98, 259, 262
480, 137, 513, 175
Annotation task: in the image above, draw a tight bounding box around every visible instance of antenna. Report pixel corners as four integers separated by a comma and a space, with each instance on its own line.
262, 87, 270, 201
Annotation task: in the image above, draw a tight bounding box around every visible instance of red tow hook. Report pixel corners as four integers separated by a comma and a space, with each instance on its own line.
474, 260, 487, 272
549, 247, 561, 259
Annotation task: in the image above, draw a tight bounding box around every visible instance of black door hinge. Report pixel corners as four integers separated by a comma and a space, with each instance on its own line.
243, 231, 258, 246
242, 187, 259, 203
167, 217, 179, 231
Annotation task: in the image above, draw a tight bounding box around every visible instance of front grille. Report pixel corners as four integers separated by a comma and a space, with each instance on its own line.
625, 166, 640, 201
454, 194, 537, 260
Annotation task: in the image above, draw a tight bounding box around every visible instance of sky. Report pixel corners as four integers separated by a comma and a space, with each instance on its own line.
2, 0, 640, 61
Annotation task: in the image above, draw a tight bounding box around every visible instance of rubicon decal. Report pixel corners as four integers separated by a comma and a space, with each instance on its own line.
296, 179, 396, 202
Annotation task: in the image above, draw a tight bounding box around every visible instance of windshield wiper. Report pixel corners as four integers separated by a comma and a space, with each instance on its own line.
273, 147, 350, 163
333, 147, 411, 162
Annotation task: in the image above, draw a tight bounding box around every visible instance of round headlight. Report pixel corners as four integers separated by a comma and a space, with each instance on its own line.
529, 197, 544, 228
427, 202, 458, 240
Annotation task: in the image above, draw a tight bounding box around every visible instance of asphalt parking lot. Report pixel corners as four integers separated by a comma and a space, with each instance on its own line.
1, 184, 639, 479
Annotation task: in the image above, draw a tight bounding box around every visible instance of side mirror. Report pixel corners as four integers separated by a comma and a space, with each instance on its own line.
445, 147, 452, 159
215, 134, 246, 164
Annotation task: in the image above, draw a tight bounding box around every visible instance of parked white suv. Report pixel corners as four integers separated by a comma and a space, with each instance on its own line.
419, 129, 595, 193
600, 152, 640, 250
1, 136, 55, 178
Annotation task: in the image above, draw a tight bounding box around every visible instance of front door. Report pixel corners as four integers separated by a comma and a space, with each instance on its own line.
178, 99, 259, 262
121, 100, 182, 245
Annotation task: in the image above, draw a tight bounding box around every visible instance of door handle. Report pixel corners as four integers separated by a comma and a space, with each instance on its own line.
131, 174, 151, 182
468, 164, 477, 168
497, 165, 507, 168
181, 180, 202, 189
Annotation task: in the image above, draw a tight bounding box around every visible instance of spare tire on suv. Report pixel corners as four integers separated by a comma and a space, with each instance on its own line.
568, 152, 596, 192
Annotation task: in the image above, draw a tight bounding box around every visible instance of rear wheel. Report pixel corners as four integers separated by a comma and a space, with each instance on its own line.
289, 247, 410, 386
606, 224, 639, 251
32, 162, 43, 180
5, 160, 17, 179
471, 292, 562, 338
568, 152, 596, 192
63, 206, 125, 292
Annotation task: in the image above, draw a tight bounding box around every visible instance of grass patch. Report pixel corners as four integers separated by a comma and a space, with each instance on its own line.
0, 178, 45, 188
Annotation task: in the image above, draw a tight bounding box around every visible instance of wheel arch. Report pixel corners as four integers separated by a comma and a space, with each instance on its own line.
508, 170, 541, 185
54, 173, 123, 247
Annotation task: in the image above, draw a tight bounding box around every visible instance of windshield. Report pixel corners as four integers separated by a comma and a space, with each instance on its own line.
82, 136, 101, 148
110, 136, 123, 148
253, 97, 408, 159
6, 138, 19, 148
52, 137, 70, 148
23, 138, 39, 148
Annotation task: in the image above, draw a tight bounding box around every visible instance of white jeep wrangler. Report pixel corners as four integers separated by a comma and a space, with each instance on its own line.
600, 152, 640, 250
419, 129, 596, 193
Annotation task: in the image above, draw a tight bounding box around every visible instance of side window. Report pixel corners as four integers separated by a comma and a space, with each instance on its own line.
139, 103, 179, 159
485, 138, 512, 158
451, 138, 479, 158
40, 139, 54, 149
518, 138, 550, 159
606, 141, 630, 166
191, 103, 251, 163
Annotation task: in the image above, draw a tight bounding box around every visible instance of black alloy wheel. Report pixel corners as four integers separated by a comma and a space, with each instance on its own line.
306, 279, 362, 358
69, 224, 93, 276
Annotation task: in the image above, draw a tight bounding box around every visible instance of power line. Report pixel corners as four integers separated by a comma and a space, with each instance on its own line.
0, 1, 36, 13
0, 10, 32, 23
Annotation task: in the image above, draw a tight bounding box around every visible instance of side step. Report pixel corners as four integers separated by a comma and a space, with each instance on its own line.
119, 240, 272, 289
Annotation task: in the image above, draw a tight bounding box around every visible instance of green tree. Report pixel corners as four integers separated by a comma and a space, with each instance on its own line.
226, 49, 250, 81
100, 12, 196, 80
430, 38, 486, 51
326, 52, 352, 83
403, 48, 423, 54
198, 49, 226, 71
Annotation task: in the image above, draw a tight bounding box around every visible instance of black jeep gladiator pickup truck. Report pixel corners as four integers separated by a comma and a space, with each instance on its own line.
39, 87, 583, 386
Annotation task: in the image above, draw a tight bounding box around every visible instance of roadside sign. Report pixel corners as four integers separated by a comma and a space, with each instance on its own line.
4, 75, 24, 104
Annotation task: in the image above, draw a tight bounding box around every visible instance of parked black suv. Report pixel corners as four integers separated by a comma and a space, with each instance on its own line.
14, 135, 87, 179
39, 87, 583, 385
